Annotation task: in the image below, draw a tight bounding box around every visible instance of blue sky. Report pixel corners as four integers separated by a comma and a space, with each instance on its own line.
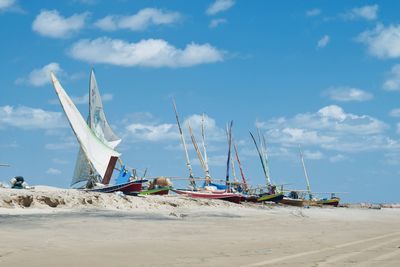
1, 0, 400, 203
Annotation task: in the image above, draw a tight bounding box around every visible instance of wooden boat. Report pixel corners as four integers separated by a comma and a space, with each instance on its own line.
173, 189, 242, 204
139, 187, 171, 196
88, 180, 146, 194
315, 197, 340, 207
280, 196, 305, 207
257, 192, 284, 203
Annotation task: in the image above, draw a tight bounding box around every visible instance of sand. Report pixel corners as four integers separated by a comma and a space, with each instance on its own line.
1, 187, 400, 267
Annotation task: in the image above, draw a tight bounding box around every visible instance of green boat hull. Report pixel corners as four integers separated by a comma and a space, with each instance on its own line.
139, 187, 171, 196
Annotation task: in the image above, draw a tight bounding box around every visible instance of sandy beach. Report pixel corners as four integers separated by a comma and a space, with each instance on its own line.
0, 187, 400, 267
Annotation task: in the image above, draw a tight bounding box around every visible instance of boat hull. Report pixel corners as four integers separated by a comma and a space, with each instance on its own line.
88, 180, 147, 194
173, 189, 242, 203
280, 197, 305, 207
257, 193, 284, 203
139, 187, 171, 196
316, 198, 340, 207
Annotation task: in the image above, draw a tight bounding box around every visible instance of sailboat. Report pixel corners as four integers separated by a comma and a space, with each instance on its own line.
51, 72, 145, 194
297, 146, 340, 207
171, 102, 242, 203
249, 131, 284, 203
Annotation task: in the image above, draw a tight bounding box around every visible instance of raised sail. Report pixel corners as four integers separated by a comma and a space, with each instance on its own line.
51, 73, 120, 180
71, 70, 121, 186
88, 70, 121, 148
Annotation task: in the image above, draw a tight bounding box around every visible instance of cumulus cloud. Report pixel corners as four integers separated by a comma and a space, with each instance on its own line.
317, 35, 330, 48
389, 108, 400, 117
16, 62, 62, 87
126, 123, 178, 142
209, 18, 227, 28
256, 105, 393, 153
0, 105, 67, 130
383, 64, 400, 91
94, 8, 180, 31
122, 112, 225, 144
323, 87, 373, 102
357, 24, 400, 59
306, 8, 321, 17
343, 5, 378, 21
206, 0, 235, 16
32, 9, 89, 38
69, 37, 224, 68
0, 0, 15, 10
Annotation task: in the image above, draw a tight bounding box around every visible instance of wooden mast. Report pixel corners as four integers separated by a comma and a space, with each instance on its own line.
188, 124, 209, 181
225, 121, 233, 188
232, 138, 249, 191
172, 100, 195, 187
250, 131, 271, 187
201, 114, 211, 181
299, 145, 312, 200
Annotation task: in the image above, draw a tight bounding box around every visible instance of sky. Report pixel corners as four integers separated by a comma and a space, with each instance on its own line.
1, 0, 400, 203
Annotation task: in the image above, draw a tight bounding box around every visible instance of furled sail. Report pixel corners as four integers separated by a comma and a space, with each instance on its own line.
71, 70, 121, 186
51, 73, 121, 181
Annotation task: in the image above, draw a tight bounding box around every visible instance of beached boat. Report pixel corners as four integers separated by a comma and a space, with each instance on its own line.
249, 131, 284, 203
139, 187, 171, 196
51, 72, 146, 194
173, 189, 242, 204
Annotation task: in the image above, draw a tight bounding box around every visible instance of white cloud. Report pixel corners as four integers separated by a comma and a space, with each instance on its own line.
306, 8, 321, 17
303, 150, 324, 160
209, 18, 227, 28
357, 24, 400, 59
343, 5, 378, 21
324, 87, 373, 102
69, 37, 224, 68
383, 64, 400, 91
329, 154, 347, 163
256, 105, 393, 153
32, 9, 89, 38
0, 0, 14, 10
389, 108, 400, 117
183, 114, 225, 142
122, 113, 225, 143
206, 0, 235, 16
317, 35, 330, 48
0, 105, 67, 130
126, 123, 178, 142
46, 168, 62, 175
16, 62, 62, 87
94, 8, 180, 31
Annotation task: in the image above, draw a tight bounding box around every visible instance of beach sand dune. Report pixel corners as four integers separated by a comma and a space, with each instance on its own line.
0, 187, 399, 266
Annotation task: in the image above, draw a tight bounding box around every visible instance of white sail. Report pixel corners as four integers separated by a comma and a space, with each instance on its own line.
51, 73, 120, 180
71, 70, 121, 186
88, 70, 121, 148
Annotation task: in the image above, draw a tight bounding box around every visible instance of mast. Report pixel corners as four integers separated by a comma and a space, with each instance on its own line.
261, 133, 272, 184
225, 121, 233, 187
233, 139, 249, 191
250, 131, 271, 187
201, 114, 211, 179
188, 124, 209, 179
226, 125, 237, 182
299, 145, 312, 200
172, 100, 195, 187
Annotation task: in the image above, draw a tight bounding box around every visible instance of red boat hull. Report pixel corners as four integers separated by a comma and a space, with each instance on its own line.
89, 180, 145, 194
